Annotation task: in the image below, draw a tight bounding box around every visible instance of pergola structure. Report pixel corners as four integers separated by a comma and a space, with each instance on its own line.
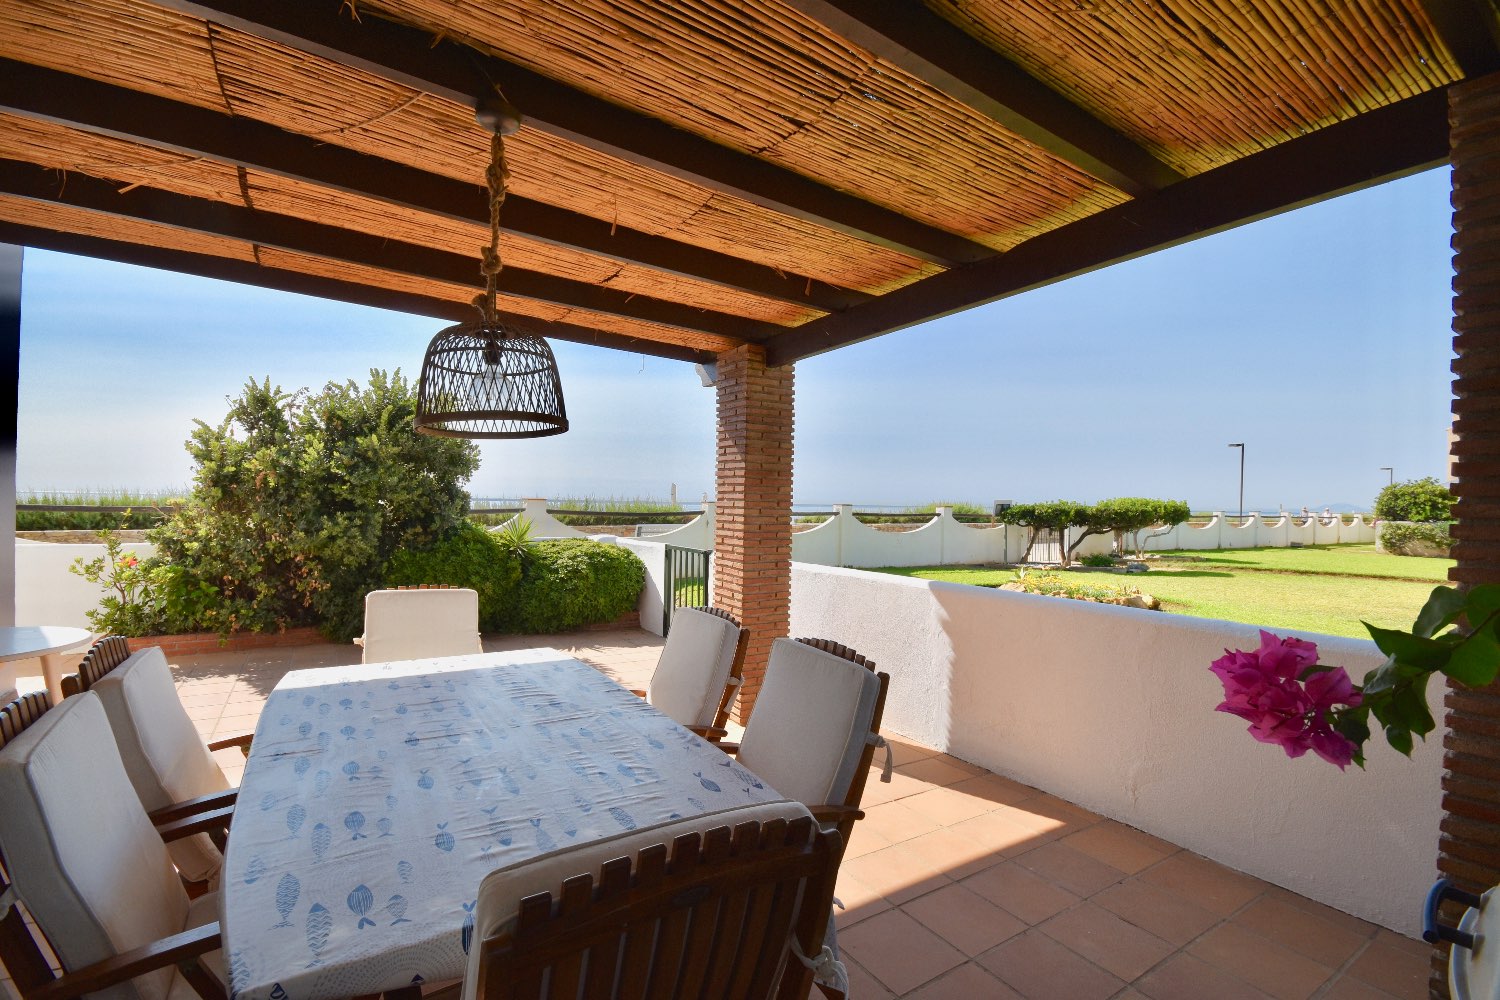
0, 1, 1497, 991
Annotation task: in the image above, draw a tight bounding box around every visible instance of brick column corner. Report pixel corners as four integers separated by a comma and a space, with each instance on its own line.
711, 344, 794, 724
1438, 69, 1500, 1000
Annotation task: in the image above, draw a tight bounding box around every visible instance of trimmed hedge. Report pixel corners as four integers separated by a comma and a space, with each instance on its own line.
509, 540, 646, 634
384, 521, 522, 631
1379, 521, 1452, 557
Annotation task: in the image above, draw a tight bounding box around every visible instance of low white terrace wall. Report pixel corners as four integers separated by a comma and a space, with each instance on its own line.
1153, 512, 1377, 551
15, 538, 155, 630
790, 562, 1441, 933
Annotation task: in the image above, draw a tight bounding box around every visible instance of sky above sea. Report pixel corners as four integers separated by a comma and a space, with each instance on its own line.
16, 166, 1455, 514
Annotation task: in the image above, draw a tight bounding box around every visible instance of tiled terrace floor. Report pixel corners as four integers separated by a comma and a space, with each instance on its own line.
160, 628, 1433, 1000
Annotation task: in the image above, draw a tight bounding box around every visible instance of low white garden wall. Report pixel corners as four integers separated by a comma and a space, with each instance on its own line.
789, 562, 1442, 933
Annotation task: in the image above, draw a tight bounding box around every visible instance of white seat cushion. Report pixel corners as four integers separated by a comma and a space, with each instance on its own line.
360, 589, 484, 663
462, 799, 812, 1000
646, 607, 741, 728
0, 693, 190, 1000
736, 639, 882, 807
91, 647, 230, 883
164, 894, 226, 1000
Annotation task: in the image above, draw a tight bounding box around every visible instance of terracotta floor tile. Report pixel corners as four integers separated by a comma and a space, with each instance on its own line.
900, 825, 1007, 881
901, 882, 1027, 957
840, 958, 896, 1000
1061, 820, 1176, 875
947, 810, 1051, 860
861, 800, 944, 845
905, 961, 1021, 1000
897, 755, 978, 788
840, 843, 952, 906
901, 785, 995, 827
1188, 923, 1334, 1000
834, 870, 892, 930
843, 820, 894, 860
1137, 853, 1267, 917
1091, 880, 1222, 946
1373, 928, 1430, 957
1021, 794, 1103, 830
861, 769, 933, 807
1134, 953, 1275, 1000
1231, 896, 1373, 968
1039, 901, 1175, 981
1012, 840, 1129, 898
1320, 975, 1409, 1000
1262, 885, 1379, 937
886, 737, 942, 767
989, 802, 1070, 842
977, 929, 1125, 1000
1345, 941, 1430, 1000
839, 908, 967, 995
946, 772, 1040, 807
961, 861, 1080, 925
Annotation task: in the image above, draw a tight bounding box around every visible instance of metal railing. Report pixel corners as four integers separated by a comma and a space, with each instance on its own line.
662, 544, 711, 634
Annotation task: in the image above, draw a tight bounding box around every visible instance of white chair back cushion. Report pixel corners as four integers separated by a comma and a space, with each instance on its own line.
736, 638, 882, 807
0, 692, 189, 1000
646, 607, 740, 728
361, 588, 484, 663
462, 799, 812, 1000
91, 646, 230, 883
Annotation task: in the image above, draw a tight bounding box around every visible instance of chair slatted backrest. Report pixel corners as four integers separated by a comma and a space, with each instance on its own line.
393, 584, 456, 590
0, 692, 55, 997
60, 634, 133, 698
472, 816, 839, 1000
696, 606, 750, 731
792, 637, 891, 827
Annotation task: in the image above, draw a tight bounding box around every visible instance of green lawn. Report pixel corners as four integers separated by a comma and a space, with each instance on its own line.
875, 544, 1453, 639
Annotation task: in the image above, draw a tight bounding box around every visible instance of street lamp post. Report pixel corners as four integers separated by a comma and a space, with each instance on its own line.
1380, 466, 1394, 486
1228, 443, 1245, 523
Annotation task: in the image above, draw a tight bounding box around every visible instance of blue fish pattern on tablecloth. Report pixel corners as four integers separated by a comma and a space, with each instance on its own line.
222, 653, 785, 1000
273, 874, 300, 928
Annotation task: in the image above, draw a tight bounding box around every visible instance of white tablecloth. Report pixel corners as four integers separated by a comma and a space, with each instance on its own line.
221, 649, 783, 1000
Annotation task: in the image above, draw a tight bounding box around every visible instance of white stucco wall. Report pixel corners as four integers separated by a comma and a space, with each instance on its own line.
14, 539, 155, 629
790, 562, 1442, 933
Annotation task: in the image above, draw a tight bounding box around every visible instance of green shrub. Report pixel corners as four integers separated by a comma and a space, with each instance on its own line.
1080, 553, 1115, 567
1007, 570, 1141, 604
1374, 477, 1454, 523
1380, 521, 1452, 556
508, 540, 646, 633
384, 522, 522, 631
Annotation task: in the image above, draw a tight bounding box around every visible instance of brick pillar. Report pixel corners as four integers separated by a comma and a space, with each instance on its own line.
713, 344, 794, 723
1438, 70, 1500, 999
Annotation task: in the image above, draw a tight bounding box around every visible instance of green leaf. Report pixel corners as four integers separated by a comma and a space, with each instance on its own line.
1413, 585, 1467, 638
1332, 709, 1371, 746
1361, 656, 1402, 696
1385, 724, 1414, 757
1466, 585, 1500, 633
1390, 677, 1436, 737
1362, 624, 1452, 670
1444, 631, 1500, 687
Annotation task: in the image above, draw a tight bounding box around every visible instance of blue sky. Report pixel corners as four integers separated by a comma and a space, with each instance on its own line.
17, 166, 1455, 512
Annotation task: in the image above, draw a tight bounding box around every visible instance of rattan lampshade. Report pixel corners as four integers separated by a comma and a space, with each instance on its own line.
414, 94, 568, 439
414, 321, 567, 438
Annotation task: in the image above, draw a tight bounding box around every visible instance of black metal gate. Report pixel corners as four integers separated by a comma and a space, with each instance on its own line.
663, 544, 711, 633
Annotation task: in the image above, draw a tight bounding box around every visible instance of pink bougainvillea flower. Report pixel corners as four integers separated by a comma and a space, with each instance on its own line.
1211, 634, 1365, 767
1254, 629, 1320, 681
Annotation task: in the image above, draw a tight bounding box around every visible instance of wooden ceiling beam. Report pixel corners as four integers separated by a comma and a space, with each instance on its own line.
148, 0, 992, 268
766, 87, 1452, 366
0, 158, 776, 342
779, 0, 1183, 196
1416, 0, 1500, 78
0, 222, 716, 363
0, 59, 867, 314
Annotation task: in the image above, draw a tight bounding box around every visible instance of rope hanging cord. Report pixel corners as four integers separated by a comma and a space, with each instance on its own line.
475, 131, 509, 327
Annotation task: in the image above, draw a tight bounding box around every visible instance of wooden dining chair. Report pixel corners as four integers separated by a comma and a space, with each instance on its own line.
59, 634, 132, 698
719, 637, 892, 850
461, 800, 842, 1000
356, 587, 483, 663
0, 690, 229, 1000
630, 606, 748, 741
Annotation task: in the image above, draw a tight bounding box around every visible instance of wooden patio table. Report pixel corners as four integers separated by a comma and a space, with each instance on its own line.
220, 647, 790, 1000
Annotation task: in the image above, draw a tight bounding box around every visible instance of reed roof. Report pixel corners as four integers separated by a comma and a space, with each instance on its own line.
0, 0, 1480, 363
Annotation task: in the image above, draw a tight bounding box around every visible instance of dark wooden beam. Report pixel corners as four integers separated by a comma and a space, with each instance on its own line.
0, 59, 869, 314
1416, 0, 1500, 79
0, 159, 778, 342
767, 87, 1452, 365
778, 0, 1183, 196
0, 222, 716, 364
149, 0, 992, 268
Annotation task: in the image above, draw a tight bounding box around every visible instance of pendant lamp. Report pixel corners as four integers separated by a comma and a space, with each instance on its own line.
414, 96, 568, 439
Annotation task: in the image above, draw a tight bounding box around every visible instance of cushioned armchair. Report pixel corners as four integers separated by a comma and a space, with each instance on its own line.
631, 606, 747, 741
0, 691, 227, 1000
461, 800, 841, 1000
356, 587, 484, 663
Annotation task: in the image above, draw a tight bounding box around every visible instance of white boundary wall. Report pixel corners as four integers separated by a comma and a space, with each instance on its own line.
790, 562, 1441, 933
